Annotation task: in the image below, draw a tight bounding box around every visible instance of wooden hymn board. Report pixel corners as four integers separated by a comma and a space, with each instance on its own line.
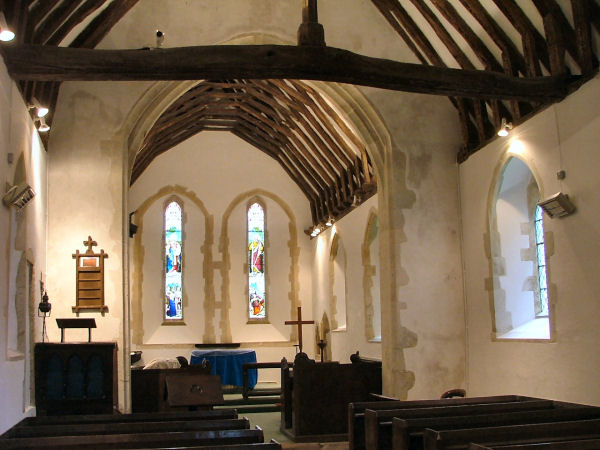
72, 236, 108, 313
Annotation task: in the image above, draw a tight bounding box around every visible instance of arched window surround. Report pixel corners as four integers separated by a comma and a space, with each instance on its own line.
362, 210, 381, 342
163, 196, 185, 323
329, 231, 348, 332
486, 154, 555, 342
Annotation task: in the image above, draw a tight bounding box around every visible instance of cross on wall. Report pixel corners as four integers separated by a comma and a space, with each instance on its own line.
285, 306, 314, 353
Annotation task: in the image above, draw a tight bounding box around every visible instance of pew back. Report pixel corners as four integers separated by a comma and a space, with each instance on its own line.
349, 395, 543, 450
0, 426, 265, 449
390, 406, 600, 450
3, 417, 250, 439
423, 419, 600, 450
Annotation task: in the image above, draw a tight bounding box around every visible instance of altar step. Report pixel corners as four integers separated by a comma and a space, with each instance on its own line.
219, 386, 281, 413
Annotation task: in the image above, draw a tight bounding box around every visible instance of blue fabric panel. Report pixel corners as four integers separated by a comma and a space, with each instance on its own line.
86, 354, 105, 399
190, 350, 258, 388
66, 355, 84, 399
45, 354, 64, 400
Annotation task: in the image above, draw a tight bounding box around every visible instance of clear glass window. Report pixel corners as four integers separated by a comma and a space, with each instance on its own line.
535, 205, 549, 317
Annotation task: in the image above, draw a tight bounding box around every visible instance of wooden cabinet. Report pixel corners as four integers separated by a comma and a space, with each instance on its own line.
34, 342, 117, 415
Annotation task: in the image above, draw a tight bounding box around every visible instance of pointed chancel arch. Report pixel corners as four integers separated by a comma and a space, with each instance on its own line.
121, 32, 416, 398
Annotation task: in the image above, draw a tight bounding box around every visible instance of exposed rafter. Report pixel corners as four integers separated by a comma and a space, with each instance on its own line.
373, 0, 599, 162
132, 79, 375, 227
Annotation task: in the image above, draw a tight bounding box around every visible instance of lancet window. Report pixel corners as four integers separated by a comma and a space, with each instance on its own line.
247, 201, 266, 320
164, 200, 183, 321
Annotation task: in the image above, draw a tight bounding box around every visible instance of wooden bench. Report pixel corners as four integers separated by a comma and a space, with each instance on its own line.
469, 440, 600, 450
2, 417, 251, 439
423, 419, 600, 450
0, 426, 265, 449
9, 408, 239, 428
365, 399, 556, 449
151, 441, 283, 449
348, 395, 542, 450
388, 405, 600, 450
282, 351, 382, 442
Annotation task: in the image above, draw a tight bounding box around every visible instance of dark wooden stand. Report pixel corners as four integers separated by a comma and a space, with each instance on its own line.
56, 318, 96, 342
34, 342, 118, 415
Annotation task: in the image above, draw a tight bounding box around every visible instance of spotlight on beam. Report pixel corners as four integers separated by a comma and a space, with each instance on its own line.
497, 117, 513, 137
0, 12, 15, 42
28, 97, 49, 118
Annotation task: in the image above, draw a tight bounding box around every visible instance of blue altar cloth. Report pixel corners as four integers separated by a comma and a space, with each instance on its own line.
191, 349, 258, 389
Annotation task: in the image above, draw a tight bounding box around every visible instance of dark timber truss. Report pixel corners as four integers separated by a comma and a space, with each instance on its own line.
0, 0, 598, 229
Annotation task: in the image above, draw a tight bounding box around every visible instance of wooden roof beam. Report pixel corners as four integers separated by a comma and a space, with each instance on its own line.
0, 44, 572, 101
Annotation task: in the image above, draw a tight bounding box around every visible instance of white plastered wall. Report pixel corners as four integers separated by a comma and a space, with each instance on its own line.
46, 80, 149, 411
460, 75, 600, 405
0, 58, 48, 433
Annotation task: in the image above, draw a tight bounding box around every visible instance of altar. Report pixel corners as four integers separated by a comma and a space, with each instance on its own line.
191, 349, 258, 389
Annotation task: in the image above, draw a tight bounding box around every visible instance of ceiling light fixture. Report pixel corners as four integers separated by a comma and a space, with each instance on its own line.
36, 117, 50, 132
325, 216, 334, 227
0, 12, 15, 42
497, 117, 513, 137
28, 97, 49, 118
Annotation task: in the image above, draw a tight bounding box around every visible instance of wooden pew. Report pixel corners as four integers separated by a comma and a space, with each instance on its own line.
423, 419, 600, 450
0, 425, 265, 449
469, 440, 600, 450
280, 357, 293, 430
157, 441, 283, 449
9, 408, 239, 428
282, 351, 382, 441
2, 417, 251, 439
348, 395, 542, 450
388, 405, 600, 450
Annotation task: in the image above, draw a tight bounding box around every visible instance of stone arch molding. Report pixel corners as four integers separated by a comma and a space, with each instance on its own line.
218, 189, 300, 343
130, 185, 213, 345
484, 152, 556, 341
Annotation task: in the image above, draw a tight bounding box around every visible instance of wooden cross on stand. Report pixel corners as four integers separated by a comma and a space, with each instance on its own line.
285, 306, 314, 353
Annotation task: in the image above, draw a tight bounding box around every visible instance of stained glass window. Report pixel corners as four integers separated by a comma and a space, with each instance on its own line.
534, 205, 549, 317
247, 202, 266, 320
164, 201, 183, 321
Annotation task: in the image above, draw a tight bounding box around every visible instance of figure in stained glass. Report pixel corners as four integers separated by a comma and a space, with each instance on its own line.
164, 201, 183, 320
247, 202, 266, 320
